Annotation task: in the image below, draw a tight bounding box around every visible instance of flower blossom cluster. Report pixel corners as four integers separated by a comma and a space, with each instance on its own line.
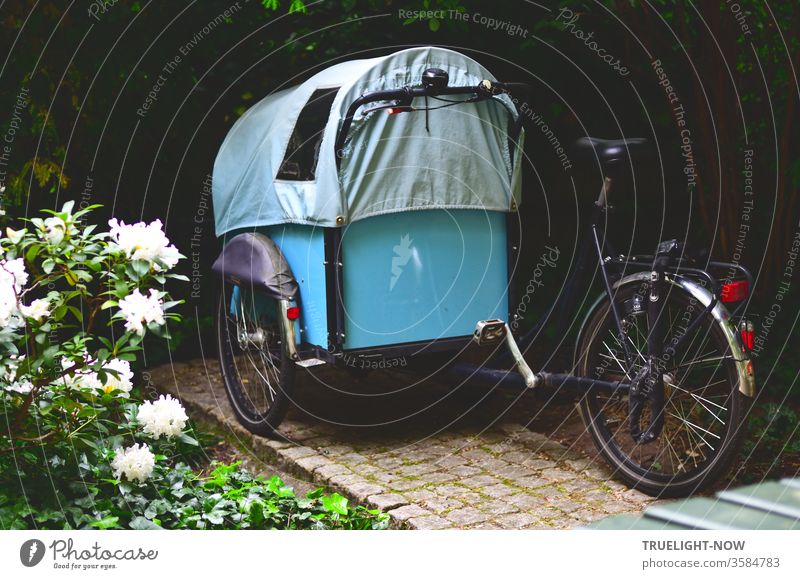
1, 244, 51, 328
137, 394, 189, 439
0, 257, 29, 326
108, 218, 182, 271
55, 356, 134, 397
111, 443, 155, 483
0, 355, 33, 395
117, 288, 166, 335
111, 394, 189, 483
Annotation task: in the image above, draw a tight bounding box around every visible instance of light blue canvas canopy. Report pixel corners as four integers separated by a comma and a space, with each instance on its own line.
213, 46, 523, 236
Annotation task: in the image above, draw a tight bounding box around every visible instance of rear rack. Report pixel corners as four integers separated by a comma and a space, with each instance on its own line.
611, 255, 753, 316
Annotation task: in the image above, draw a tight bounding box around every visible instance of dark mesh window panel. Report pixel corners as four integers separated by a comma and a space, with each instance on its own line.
276, 88, 339, 181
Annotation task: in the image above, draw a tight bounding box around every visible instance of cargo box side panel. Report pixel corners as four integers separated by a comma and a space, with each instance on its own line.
264, 224, 328, 348
341, 210, 508, 349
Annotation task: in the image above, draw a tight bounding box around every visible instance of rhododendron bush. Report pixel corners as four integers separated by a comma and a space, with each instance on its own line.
0, 203, 388, 530
0, 202, 188, 522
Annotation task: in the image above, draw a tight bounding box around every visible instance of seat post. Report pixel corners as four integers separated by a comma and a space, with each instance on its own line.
596, 176, 613, 207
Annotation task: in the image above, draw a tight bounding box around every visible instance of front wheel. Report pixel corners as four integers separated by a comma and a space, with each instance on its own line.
576, 280, 748, 497
216, 285, 294, 437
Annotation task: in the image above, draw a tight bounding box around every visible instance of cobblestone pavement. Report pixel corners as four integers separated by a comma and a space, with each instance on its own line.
147, 359, 656, 529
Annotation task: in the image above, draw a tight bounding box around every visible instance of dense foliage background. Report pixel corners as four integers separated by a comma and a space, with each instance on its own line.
0, 1, 797, 436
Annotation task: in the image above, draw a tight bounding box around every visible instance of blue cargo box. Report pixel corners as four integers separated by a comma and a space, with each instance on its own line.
264, 209, 509, 351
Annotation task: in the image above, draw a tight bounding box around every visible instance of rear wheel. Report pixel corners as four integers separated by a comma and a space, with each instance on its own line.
216, 285, 294, 437
576, 281, 748, 497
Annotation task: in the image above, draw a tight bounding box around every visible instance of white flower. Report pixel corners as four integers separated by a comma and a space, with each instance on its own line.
57, 354, 101, 391
19, 298, 50, 322
1, 257, 28, 291
97, 358, 134, 396
111, 443, 155, 483
6, 379, 33, 395
43, 216, 67, 245
0, 257, 28, 326
108, 218, 182, 271
0, 357, 34, 395
0, 280, 19, 326
117, 288, 165, 335
54, 355, 132, 397
137, 394, 188, 439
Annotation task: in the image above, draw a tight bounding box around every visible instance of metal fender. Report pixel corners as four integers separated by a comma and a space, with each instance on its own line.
213, 232, 300, 360
575, 272, 755, 398
212, 232, 298, 301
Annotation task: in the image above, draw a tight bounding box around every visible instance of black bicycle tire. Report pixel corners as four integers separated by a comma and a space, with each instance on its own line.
576, 282, 748, 497
216, 289, 294, 437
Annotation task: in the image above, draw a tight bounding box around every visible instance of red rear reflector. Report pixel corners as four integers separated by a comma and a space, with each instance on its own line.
286, 306, 300, 320
739, 320, 755, 351
721, 280, 748, 303
387, 107, 404, 115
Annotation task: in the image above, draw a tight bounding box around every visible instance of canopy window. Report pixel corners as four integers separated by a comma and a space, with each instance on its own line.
276, 88, 340, 181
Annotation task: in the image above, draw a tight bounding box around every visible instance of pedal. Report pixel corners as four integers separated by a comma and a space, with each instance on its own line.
473, 319, 507, 346
296, 357, 326, 368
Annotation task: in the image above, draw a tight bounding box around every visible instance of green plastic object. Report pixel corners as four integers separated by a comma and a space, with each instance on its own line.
717, 481, 800, 520
644, 497, 800, 530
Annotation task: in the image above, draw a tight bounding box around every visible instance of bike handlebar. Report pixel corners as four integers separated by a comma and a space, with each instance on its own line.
334, 80, 531, 166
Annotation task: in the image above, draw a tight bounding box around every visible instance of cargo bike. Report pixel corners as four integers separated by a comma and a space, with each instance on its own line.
211, 47, 756, 497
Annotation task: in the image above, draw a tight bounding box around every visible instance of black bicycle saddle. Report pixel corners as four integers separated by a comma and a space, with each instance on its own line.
571, 137, 653, 174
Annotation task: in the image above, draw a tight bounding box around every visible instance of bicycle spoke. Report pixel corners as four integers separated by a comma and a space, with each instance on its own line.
602, 341, 629, 375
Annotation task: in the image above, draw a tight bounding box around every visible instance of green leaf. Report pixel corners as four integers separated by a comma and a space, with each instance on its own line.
130, 516, 163, 530
90, 515, 119, 529
178, 433, 199, 446
305, 487, 324, 499
288, 0, 306, 14
429, 18, 440, 32
204, 510, 225, 525
321, 493, 348, 515
131, 260, 150, 278
67, 306, 83, 322
26, 244, 42, 263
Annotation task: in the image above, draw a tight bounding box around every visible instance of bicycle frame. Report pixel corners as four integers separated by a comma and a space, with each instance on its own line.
449, 173, 756, 404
